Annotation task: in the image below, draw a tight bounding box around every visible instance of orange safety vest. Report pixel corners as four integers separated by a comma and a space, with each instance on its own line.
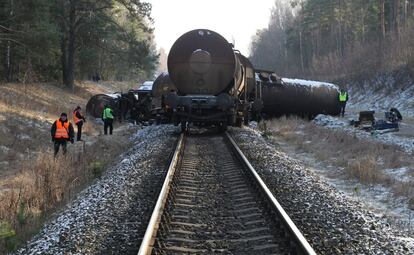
73, 110, 81, 124
55, 120, 70, 139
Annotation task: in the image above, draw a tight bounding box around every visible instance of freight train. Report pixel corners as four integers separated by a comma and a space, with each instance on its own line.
164, 29, 261, 131
86, 29, 341, 128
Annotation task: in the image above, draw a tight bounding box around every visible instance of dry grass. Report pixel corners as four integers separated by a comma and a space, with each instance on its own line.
0, 82, 122, 176
262, 117, 303, 137
0, 133, 133, 253
0, 81, 131, 122
262, 117, 414, 199
0, 81, 137, 253
347, 156, 382, 184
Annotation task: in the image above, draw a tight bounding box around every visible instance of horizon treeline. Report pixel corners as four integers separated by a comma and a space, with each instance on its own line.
250, 0, 414, 80
0, 0, 158, 88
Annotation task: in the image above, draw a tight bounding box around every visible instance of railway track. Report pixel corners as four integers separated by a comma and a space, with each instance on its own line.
138, 131, 316, 255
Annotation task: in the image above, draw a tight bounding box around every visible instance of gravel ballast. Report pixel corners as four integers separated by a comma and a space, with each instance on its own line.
17, 125, 179, 255
229, 127, 414, 254
16, 124, 414, 254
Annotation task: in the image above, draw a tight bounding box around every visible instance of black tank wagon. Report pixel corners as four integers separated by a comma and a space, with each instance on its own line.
152, 72, 176, 98
256, 70, 341, 119
166, 29, 261, 131
86, 93, 121, 118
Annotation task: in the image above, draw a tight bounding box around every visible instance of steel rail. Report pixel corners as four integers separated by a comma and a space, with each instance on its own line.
137, 133, 185, 255
225, 131, 316, 255
138, 131, 316, 255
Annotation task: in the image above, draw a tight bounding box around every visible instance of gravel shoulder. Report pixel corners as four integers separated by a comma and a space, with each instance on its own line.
229, 127, 414, 254
16, 125, 179, 255
15, 124, 414, 254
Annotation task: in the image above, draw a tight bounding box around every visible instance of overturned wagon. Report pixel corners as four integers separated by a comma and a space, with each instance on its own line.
257, 71, 341, 118
86, 85, 157, 123
152, 72, 176, 98
86, 93, 121, 118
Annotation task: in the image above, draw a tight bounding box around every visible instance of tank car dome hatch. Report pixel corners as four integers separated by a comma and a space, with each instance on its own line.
167, 29, 236, 95
255, 70, 283, 85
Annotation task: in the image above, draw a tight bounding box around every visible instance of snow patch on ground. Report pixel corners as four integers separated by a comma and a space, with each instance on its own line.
313, 114, 414, 153
311, 163, 414, 232
347, 71, 414, 118
0, 145, 10, 153
383, 167, 413, 182
17, 134, 31, 140
0, 161, 9, 167
398, 237, 414, 250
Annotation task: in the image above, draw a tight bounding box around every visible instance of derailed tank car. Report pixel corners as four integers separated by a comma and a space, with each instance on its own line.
86, 82, 152, 122
152, 72, 176, 98
166, 29, 261, 131
151, 72, 177, 122
86, 93, 121, 118
257, 70, 341, 119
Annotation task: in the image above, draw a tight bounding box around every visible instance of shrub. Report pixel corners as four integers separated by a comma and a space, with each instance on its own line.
0, 222, 17, 252
90, 161, 104, 178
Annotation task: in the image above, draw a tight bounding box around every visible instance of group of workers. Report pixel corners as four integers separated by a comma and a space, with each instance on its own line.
51, 105, 114, 156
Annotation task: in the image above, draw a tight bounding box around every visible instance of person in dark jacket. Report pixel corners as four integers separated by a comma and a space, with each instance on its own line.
51, 113, 75, 156
119, 95, 129, 123
102, 105, 114, 135
389, 107, 402, 121
73, 106, 86, 141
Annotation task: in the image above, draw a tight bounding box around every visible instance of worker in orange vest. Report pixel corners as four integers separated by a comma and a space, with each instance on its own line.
51, 113, 74, 156
73, 106, 86, 141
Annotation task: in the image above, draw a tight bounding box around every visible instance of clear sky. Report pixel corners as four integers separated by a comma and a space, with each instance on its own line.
146, 0, 275, 56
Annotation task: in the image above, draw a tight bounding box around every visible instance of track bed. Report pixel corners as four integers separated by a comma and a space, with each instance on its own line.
139, 132, 314, 255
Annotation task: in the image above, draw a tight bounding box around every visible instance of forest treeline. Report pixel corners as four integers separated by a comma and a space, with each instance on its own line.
0, 0, 157, 88
250, 0, 414, 80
